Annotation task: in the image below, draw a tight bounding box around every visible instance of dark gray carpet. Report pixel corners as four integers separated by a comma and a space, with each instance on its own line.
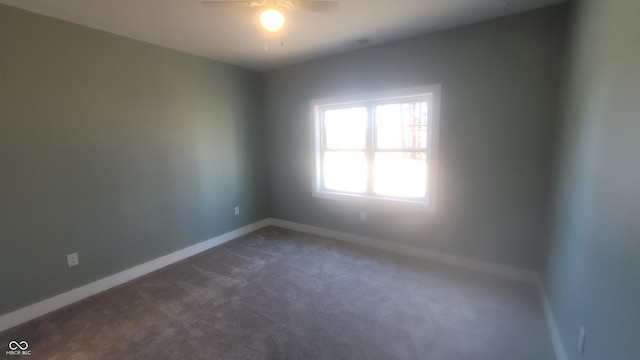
1, 226, 555, 359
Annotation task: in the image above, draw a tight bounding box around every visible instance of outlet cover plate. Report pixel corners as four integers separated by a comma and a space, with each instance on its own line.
577, 326, 586, 355
67, 253, 79, 267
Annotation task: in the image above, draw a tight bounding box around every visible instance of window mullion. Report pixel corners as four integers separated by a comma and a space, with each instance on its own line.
365, 102, 374, 195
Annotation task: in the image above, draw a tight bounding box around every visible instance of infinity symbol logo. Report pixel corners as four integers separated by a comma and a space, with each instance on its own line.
8, 341, 29, 350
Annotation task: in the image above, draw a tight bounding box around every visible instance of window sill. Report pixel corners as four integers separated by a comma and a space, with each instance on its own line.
312, 190, 434, 211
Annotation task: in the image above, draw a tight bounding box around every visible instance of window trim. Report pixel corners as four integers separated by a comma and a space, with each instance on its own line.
310, 85, 441, 210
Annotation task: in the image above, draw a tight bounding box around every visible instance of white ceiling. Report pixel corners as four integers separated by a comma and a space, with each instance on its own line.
0, 0, 566, 71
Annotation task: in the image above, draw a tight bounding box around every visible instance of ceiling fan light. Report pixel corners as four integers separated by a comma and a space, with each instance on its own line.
260, 8, 285, 32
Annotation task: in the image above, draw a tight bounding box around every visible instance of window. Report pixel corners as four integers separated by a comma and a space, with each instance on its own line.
311, 85, 441, 208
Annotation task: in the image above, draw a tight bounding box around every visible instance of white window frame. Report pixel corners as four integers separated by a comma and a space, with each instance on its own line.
310, 85, 441, 210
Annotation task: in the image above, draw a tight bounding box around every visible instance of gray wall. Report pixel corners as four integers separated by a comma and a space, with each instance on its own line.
545, 0, 640, 359
263, 5, 568, 271
0, 4, 268, 315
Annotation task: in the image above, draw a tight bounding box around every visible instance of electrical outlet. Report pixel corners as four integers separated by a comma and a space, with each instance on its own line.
360, 211, 367, 221
577, 326, 586, 355
234, 206, 240, 215
67, 253, 79, 267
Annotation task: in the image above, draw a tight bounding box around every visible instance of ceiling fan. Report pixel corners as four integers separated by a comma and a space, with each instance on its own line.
201, 0, 340, 32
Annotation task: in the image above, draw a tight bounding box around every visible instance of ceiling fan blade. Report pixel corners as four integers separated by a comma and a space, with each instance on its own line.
287, 0, 339, 13
201, 1, 265, 8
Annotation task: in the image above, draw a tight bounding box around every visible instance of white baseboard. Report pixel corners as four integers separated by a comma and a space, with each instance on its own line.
269, 218, 539, 283
0, 219, 271, 333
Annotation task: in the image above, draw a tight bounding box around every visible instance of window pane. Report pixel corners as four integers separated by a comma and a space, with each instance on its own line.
373, 152, 427, 198
375, 101, 429, 150
323, 151, 367, 193
324, 107, 367, 149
